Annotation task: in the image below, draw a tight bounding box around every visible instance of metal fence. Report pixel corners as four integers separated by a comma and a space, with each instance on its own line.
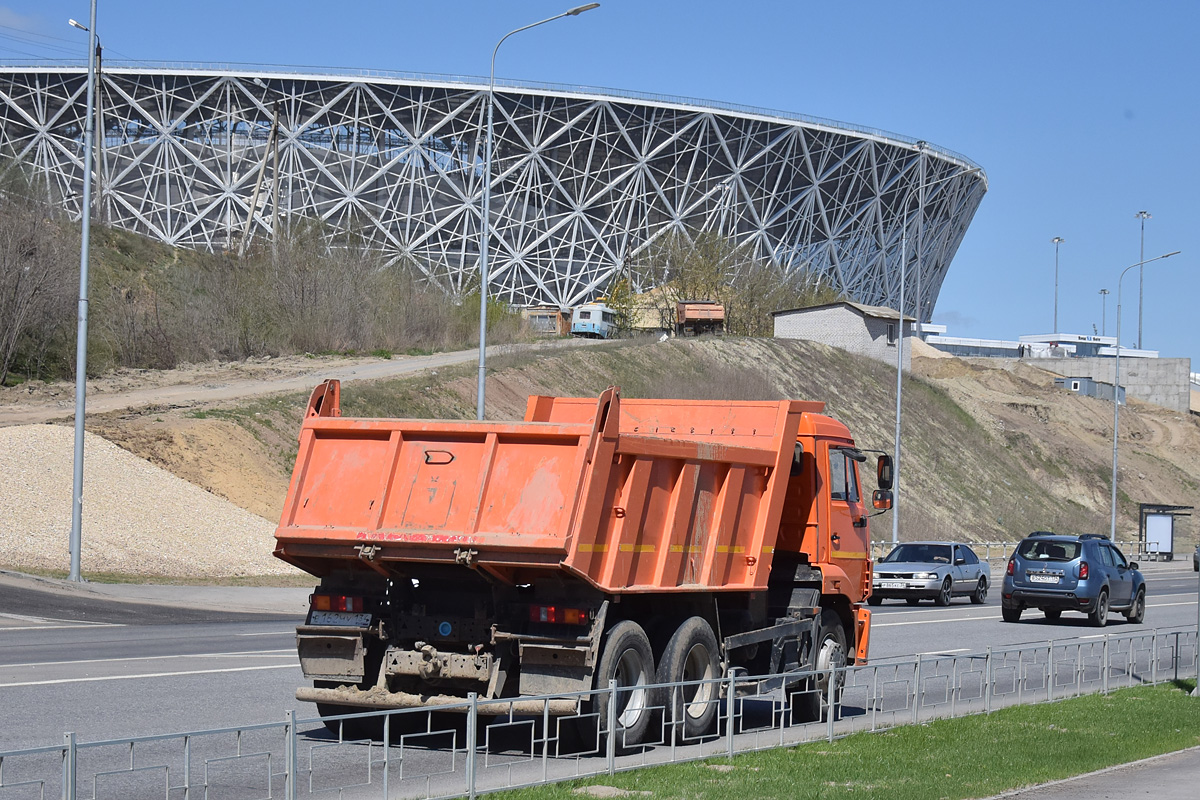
2, 627, 1195, 800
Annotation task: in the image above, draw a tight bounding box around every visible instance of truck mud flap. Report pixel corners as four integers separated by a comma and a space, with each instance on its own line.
297, 628, 366, 682
853, 606, 871, 663
296, 685, 579, 716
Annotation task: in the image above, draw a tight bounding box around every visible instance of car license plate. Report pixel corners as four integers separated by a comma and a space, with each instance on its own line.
309, 610, 372, 627
1028, 574, 1059, 584
880, 581, 906, 589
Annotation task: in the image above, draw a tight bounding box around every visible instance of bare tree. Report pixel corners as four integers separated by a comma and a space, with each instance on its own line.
632, 231, 842, 337
0, 188, 76, 385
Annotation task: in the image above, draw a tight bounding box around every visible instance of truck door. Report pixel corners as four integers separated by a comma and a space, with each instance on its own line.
826, 445, 869, 595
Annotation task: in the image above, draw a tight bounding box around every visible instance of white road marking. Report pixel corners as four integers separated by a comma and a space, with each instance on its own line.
0, 663, 299, 688
0, 624, 128, 632
0, 612, 120, 628
874, 614, 993, 627
235, 631, 296, 637
3, 649, 296, 669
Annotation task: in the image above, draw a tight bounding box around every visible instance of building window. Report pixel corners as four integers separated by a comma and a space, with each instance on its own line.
887, 323, 897, 345
1071, 381, 1081, 391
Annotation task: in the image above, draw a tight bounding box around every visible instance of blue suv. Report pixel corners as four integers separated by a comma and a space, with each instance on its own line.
1001, 532, 1146, 627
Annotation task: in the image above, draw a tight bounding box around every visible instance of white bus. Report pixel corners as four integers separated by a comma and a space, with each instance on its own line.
570, 303, 618, 339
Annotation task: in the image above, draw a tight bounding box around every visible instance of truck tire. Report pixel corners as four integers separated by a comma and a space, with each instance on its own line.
314, 681, 387, 740
656, 617, 720, 740
593, 620, 655, 749
796, 608, 847, 722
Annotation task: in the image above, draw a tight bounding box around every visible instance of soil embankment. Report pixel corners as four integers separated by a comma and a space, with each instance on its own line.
2, 338, 1196, 579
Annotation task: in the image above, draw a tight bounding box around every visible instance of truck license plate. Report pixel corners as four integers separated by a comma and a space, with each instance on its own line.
309, 610, 372, 627
1028, 574, 1059, 584
880, 581, 906, 589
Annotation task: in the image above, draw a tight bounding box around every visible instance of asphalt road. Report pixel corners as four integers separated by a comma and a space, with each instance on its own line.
1, 562, 1196, 753
867, 562, 1200, 661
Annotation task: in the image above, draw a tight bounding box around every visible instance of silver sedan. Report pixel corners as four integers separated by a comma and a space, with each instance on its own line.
870, 541, 991, 606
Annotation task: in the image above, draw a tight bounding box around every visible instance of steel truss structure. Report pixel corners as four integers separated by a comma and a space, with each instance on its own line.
0, 66, 986, 315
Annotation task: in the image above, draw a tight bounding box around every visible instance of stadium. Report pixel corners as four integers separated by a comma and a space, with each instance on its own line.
0, 65, 986, 318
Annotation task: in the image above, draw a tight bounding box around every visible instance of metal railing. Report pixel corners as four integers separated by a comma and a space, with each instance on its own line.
2, 627, 1194, 799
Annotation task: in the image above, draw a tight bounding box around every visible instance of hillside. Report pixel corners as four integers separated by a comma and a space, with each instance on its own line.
1, 336, 1196, 578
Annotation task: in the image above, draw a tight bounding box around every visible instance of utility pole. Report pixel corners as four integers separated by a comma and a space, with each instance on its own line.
1135, 210, 1151, 349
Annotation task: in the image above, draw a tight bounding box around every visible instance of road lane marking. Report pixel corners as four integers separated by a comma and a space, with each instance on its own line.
874, 614, 995, 627
0, 663, 299, 688
0, 612, 122, 630
3, 649, 295, 669
0, 624, 128, 632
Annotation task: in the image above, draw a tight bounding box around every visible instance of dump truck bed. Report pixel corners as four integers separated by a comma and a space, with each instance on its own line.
274, 382, 826, 594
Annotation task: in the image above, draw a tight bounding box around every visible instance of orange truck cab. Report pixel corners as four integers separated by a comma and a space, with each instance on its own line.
274, 382, 892, 743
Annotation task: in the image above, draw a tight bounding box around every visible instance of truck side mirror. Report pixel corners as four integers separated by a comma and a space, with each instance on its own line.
872, 489, 893, 510
876, 455, 894, 490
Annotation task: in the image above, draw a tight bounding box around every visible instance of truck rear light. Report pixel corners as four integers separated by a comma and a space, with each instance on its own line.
529, 605, 589, 625
1079, 561, 1089, 579
1006, 560, 1014, 576
311, 594, 363, 613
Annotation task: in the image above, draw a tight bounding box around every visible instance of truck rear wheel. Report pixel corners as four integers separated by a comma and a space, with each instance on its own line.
796, 608, 847, 722
593, 620, 655, 749
655, 617, 720, 740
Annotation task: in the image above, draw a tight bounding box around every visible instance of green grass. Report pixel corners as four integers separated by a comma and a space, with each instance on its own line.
501, 682, 1200, 800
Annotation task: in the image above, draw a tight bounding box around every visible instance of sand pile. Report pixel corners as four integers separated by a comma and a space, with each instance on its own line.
0, 424, 301, 578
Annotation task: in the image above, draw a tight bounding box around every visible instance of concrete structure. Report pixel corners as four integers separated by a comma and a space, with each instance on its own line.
0, 65, 985, 312
773, 301, 915, 369
1039, 357, 1191, 413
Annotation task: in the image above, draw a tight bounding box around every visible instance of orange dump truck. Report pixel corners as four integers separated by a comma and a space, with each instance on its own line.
675, 300, 725, 336
274, 381, 892, 743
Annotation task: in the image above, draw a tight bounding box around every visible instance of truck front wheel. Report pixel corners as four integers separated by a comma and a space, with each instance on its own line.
796, 608, 847, 722
655, 617, 720, 740
593, 620, 655, 749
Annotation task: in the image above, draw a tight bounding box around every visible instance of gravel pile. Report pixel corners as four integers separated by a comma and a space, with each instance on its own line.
0, 424, 302, 578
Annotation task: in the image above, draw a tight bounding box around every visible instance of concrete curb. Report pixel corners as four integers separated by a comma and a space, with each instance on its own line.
982, 744, 1200, 799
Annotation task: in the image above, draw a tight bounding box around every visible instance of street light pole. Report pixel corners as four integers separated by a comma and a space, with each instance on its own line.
1051, 237, 1064, 333
477, 3, 600, 420
891, 158, 982, 546
1110, 250, 1180, 541
1135, 211, 1151, 349
1099, 288, 1109, 336
67, 2, 99, 583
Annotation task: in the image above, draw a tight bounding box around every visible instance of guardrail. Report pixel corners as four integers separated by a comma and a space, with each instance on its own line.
1, 627, 1195, 799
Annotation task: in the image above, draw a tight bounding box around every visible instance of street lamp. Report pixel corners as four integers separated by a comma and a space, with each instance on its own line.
1135, 210, 1151, 349
1109, 250, 1181, 541
1051, 237, 1065, 334
477, 2, 600, 420
67, 2, 99, 583
891, 157, 983, 545
1099, 288, 1109, 336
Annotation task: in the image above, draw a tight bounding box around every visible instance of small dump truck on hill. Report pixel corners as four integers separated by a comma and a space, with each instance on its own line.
274, 381, 891, 743
675, 300, 725, 336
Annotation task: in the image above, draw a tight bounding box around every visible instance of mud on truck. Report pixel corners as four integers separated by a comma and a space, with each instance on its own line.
273, 382, 892, 744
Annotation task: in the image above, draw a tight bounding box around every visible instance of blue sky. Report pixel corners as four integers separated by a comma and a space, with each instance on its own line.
4, 1, 1198, 363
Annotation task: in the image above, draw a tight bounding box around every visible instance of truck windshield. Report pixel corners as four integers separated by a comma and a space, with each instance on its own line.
880, 544, 952, 564
1016, 540, 1081, 562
